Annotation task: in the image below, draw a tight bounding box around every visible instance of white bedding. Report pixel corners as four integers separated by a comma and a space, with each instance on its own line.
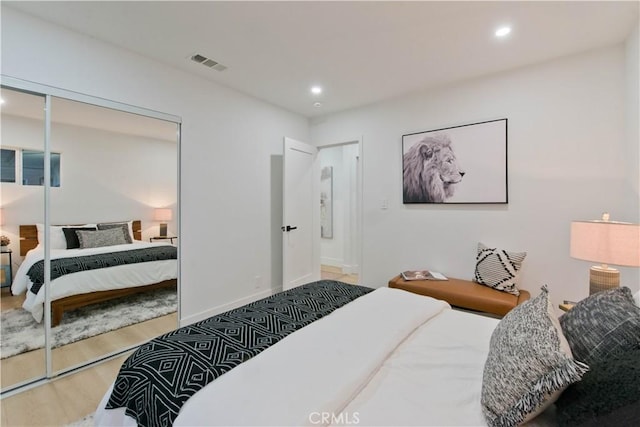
96, 287, 504, 426
11, 241, 177, 322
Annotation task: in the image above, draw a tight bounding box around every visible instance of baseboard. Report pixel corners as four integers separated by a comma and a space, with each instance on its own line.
342, 264, 359, 275
321, 257, 343, 267
179, 288, 275, 326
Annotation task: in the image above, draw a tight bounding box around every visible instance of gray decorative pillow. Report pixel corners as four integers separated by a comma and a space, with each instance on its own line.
481, 286, 588, 427
555, 347, 640, 427
77, 228, 129, 249
474, 242, 526, 296
559, 287, 640, 367
97, 222, 132, 243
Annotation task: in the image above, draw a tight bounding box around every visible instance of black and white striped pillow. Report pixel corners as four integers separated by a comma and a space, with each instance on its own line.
474, 242, 526, 296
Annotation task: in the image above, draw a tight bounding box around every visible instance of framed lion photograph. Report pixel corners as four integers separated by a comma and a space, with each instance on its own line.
402, 118, 508, 204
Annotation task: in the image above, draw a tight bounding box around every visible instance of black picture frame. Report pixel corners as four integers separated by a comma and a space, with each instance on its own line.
402, 118, 508, 204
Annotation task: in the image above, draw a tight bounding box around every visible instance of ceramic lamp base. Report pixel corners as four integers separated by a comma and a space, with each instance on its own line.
589, 266, 619, 295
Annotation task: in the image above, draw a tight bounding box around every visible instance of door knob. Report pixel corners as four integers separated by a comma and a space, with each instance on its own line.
281, 225, 298, 232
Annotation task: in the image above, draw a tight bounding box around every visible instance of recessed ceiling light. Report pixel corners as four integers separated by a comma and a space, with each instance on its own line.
313, 102, 322, 108
311, 86, 323, 95
495, 26, 511, 37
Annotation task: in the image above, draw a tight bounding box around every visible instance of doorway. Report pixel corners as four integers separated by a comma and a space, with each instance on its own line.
318, 142, 361, 285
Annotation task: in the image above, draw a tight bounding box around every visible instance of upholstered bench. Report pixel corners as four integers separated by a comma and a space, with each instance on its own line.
388, 275, 530, 317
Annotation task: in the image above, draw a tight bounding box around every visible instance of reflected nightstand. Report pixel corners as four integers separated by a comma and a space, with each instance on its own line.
150, 236, 177, 244
559, 300, 577, 312
1, 247, 13, 290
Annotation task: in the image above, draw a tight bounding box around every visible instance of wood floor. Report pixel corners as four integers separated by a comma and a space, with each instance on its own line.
1, 267, 357, 426
320, 264, 359, 284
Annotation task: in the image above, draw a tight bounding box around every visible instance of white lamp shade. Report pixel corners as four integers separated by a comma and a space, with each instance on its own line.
570, 221, 640, 267
154, 208, 173, 222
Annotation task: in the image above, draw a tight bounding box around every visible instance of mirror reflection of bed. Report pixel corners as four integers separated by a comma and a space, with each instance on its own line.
2, 221, 177, 383
0, 90, 179, 390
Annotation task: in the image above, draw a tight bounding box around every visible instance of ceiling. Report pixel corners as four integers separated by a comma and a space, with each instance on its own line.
5, 1, 639, 118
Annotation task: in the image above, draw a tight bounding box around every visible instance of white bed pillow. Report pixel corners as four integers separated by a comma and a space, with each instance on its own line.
36, 223, 97, 250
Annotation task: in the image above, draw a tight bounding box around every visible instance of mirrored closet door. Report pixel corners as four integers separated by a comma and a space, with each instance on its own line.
0, 79, 181, 393
49, 97, 180, 374
0, 87, 47, 390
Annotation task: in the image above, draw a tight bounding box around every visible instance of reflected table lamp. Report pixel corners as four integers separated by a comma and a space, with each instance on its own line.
154, 208, 172, 237
570, 213, 640, 295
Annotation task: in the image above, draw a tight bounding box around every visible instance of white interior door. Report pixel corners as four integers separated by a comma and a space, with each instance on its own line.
283, 137, 320, 290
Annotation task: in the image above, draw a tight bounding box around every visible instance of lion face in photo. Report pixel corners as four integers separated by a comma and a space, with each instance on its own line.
403, 134, 465, 203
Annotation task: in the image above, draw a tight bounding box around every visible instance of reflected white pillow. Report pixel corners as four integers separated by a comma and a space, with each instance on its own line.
36, 223, 97, 250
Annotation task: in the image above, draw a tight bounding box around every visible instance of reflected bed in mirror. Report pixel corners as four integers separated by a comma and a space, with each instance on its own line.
1, 80, 180, 393
15, 221, 177, 326
2, 220, 178, 383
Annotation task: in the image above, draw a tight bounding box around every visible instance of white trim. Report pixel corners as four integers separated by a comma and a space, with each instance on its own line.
179, 288, 275, 327
321, 256, 344, 267
1, 75, 182, 124
342, 264, 360, 275
44, 94, 52, 378
316, 137, 364, 284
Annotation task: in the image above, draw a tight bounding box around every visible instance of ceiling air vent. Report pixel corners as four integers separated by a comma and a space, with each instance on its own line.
190, 53, 227, 72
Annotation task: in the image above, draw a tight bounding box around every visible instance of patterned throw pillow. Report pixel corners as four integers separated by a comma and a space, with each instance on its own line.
62, 227, 97, 249
474, 242, 526, 296
555, 347, 640, 427
559, 287, 640, 367
76, 228, 129, 249
97, 222, 133, 243
481, 286, 588, 427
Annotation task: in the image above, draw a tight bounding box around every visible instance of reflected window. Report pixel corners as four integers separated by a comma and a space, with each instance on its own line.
1, 148, 16, 183
22, 150, 61, 187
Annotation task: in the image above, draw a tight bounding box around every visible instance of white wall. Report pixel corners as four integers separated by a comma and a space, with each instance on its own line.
311, 45, 639, 309
1, 7, 309, 324
1, 114, 177, 261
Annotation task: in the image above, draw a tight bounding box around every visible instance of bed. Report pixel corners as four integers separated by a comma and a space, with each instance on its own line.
95, 281, 640, 427
12, 221, 177, 326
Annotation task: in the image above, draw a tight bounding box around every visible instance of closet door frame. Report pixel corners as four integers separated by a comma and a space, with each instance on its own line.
1, 75, 182, 395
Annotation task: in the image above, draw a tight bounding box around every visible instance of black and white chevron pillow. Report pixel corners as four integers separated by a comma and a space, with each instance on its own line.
474, 242, 526, 296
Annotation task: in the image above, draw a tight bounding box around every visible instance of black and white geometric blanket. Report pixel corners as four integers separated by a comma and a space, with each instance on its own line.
105, 280, 372, 427
27, 246, 177, 295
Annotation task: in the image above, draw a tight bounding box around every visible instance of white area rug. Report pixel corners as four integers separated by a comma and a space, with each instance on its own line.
1, 287, 176, 359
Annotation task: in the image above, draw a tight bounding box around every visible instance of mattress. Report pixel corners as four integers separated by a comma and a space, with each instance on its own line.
95, 286, 548, 426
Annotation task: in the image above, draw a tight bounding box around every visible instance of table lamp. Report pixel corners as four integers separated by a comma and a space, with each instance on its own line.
570, 213, 640, 294
154, 208, 172, 237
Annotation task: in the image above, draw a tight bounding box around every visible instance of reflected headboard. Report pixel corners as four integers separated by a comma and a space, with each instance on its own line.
19, 220, 142, 256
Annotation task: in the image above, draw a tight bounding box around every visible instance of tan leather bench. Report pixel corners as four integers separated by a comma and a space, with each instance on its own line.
388, 275, 530, 317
